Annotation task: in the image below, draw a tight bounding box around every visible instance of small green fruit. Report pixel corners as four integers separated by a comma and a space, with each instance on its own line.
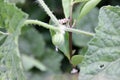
52, 33, 65, 47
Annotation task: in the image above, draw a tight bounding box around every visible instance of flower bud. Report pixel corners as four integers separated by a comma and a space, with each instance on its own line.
52, 33, 65, 47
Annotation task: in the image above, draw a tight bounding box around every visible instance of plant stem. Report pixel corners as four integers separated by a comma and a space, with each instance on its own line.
37, 0, 60, 26
24, 20, 95, 36
69, 3, 73, 59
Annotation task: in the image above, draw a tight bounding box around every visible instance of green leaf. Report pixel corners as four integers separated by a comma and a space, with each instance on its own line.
58, 32, 70, 59
73, 0, 89, 3
73, 8, 99, 46
4, 0, 25, 4
71, 55, 84, 66
0, 1, 28, 80
19, 27, 45, 57
22, 54, 46, 71
78, 0, 101, 20
62, 0, 71, 18
41, 48, 63, 73
73, 2, 87, 20
79, 6, 120, 80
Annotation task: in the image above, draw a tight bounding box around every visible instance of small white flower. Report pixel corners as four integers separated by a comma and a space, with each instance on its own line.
71, 68, 78, 74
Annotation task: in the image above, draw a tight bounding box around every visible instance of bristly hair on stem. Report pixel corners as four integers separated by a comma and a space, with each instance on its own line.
24, 20, 95, 36
37, 0, 60, 26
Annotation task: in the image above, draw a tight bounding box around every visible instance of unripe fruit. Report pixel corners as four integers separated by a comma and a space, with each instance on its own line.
52, 33, 65, 47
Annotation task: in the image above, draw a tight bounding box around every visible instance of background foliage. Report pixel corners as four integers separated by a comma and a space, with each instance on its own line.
0, 0, 120, 80
20, 0, 120, 79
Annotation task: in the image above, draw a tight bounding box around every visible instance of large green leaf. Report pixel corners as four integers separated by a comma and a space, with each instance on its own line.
41, 48, 63, 73
73, 8, 99, 46
19, 26, 63, 73
0, 1, 28, 80
19, 27, 45, 58
24, 49, 63, 79
79, 6, 120, 80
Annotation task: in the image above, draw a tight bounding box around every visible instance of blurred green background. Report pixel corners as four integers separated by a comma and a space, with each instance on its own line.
11, 0, 120, 80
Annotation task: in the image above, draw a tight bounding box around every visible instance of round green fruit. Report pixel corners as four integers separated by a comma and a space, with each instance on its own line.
52, 33, 65, 47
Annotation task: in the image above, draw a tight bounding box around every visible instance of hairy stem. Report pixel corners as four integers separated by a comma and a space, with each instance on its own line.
65, 27, 94, 36
24, 20, 95, 36
37, 0, 60, 26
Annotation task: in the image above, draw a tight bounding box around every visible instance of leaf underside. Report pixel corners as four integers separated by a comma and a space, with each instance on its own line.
79, 6, 120, 80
